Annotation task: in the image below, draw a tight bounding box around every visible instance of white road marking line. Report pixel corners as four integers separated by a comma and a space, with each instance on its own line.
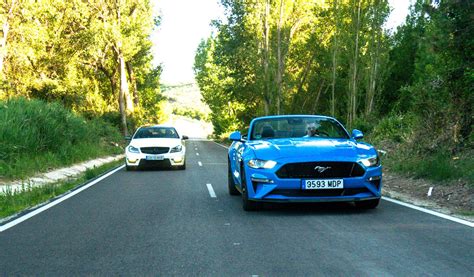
210, 140, 230, 149
0, 165, 125, 233
194, 148, 198, 151
206, 183, 216, 198
198, 161, 202, 166
196, 153, 200, 156
382, 196, 474, 227
205, 139, 473, 227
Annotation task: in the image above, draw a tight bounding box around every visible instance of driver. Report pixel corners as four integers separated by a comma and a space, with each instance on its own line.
304, 122, 320, 137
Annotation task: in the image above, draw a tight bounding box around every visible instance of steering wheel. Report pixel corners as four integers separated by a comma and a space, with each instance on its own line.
316, 131, 330, 137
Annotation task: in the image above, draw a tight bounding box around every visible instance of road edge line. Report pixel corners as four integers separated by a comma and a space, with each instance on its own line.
210, 140, 230, 149
382, 196, 474, 227
0, 165, 125, 233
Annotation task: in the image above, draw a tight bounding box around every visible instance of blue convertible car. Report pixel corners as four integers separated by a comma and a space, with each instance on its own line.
228, 115, 382, 211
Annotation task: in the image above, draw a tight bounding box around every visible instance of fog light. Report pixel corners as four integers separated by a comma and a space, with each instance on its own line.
127, 158, 138, 163
367, 176, 381, 182
173, 157, 183, 163
251, 177, 274, 184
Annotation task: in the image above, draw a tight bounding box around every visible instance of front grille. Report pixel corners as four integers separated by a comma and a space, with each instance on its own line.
139, 159, 171, 168
140, 147, 169, 154
271, 188, 369, 197
276, 162, 365, 179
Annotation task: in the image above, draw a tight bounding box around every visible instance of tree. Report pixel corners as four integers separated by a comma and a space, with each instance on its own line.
0, 0, 159, 135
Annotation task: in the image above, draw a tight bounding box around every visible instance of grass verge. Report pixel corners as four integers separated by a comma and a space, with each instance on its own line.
0, 159, 123, 220
0, 98, 124, 180
382, 150, 473, 186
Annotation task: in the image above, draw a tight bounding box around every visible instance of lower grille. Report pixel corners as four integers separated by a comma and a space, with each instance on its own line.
276, 162, 365, 179
140, 147, 169, 154
138, 159, 171, 168
271, 188, 369, 197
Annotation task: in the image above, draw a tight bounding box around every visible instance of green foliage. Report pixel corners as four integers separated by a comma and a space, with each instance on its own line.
368, 113, 417, 144
195, 0, 391, 134
385, 150, 474, 184
172, 107, 206, 121
380, 0, 472, 153
0, 98, 123, 179
0, 0, 162, 135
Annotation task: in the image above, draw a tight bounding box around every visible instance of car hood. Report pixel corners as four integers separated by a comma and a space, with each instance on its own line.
249, 138, 375, 162
129, 138, 182, 148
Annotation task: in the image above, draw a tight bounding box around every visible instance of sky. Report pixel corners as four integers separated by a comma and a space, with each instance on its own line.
151, 0, 412, 85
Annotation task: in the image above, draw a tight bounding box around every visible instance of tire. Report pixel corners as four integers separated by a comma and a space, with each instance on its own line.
228, 160, 239, 195
355, 199, 380, 209
126, 165, 134, 171
241, 166, 258, 211
179, 159, 186, 170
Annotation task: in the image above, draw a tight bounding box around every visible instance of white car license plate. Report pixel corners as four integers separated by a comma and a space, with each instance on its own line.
146, 155, 164, 161
303, 179, 344, 190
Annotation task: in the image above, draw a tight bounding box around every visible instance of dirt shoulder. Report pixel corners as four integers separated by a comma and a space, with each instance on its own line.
382, 170, 474, 222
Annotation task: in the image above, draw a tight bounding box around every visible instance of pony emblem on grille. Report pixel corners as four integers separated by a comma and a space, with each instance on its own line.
314, 166, 331, 173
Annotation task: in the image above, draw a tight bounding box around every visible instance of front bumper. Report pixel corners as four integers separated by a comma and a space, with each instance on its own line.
125, 151, 185, 168
244, 164, 382, 203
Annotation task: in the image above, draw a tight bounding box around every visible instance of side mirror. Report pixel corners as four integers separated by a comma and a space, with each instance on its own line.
351, 129, 364, 140
124, 135, 131, 141
229, 131, 242, 141
182, 135, 189, 140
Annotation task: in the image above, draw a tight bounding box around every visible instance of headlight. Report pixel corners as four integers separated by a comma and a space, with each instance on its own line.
247, 159, 277, 169
170, 145, 183, 153
359, 155, 380, 167
127, 145, 140, 153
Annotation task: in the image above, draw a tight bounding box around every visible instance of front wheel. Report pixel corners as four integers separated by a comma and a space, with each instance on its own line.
241, 166, 258, 211
355, 199, 380, 209
179, 160, 186, 170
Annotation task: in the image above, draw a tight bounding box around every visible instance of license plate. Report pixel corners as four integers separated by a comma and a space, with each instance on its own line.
146, 155, 164, 161
303, 179, 344, 190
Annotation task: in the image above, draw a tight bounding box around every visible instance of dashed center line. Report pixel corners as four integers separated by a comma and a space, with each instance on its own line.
198, 161, 202, 166
196, 153, 200, 156
206, 183, 216, 198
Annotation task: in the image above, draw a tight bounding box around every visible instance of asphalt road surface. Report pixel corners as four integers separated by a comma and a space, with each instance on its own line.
1, 140, 473, 276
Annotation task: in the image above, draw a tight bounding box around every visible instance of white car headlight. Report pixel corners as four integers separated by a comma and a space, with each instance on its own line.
247, 159, 277, 169
127, 145, 140, 154
170, 145, 183, 153
359, 155, 380, 167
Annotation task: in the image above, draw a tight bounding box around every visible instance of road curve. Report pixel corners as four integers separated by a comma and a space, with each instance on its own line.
0, 140, 473, 276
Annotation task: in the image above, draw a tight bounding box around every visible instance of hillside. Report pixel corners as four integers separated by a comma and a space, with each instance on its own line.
161, 82, 213, 138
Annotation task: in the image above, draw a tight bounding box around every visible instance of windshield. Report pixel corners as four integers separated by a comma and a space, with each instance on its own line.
133, 127, 180, 139
250, 117, 349, 140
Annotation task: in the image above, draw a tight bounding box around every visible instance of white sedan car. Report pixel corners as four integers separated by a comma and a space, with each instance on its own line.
125, 125, 188, 170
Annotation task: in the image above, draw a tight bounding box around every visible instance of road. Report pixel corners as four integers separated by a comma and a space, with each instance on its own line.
1, 140, 473, 276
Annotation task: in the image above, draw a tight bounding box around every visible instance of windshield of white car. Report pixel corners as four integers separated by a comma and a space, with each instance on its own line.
250, 117, 349, 140
133, 127, 180, 139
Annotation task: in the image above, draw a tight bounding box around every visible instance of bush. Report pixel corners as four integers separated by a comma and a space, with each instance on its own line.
369, 113, 417, 144
386, 149, 474, 184
0, 98, 122, 179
